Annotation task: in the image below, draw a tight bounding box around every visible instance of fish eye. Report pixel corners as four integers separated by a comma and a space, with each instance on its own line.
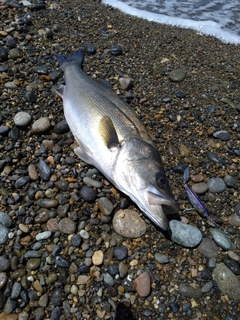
156, 172, 167, 187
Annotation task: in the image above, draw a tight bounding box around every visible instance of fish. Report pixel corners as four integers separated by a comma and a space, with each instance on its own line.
55, 48, 178, 230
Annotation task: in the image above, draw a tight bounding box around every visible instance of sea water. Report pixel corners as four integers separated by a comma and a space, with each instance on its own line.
101, 0, 240, 44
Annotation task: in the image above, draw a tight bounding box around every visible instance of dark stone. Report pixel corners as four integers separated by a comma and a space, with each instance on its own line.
223, 257, 240, 275
25, 91, 37, 102
79, 185, 97, 202
38, 158, 51, 181
51, 288, 63, 306
51, 306, 62, 320
84, 44, 96, 54
113, 245, 128, 261
53, 120, 69, 134
71, 234, 82, 247
110, 44, 122, 56
0, 46, 8, 61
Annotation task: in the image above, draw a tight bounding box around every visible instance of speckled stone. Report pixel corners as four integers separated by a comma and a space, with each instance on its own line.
198, 237, 219, 258
213, 263, 240, 301
169, 69, 186, 82
113, 209, 146, 238
92, 250, 104, 266
58, 218, 76, 234
169, 220, 202, 247
14, 111, 32, 127
32, 117, 51, 133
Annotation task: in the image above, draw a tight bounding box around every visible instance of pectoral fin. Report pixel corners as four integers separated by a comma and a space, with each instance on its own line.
74, 138, 93, 165
98, 116, 121, 150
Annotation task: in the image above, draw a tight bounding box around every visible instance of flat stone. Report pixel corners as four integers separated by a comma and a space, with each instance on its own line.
198, 237, 219, 258
169, 220, 202, 247
192, 182, 208, 194
179, 283, 202, 298
97, 197, 114, 216
207, 178, 226, 193
169, 69, 186, 82
58, 218, 76, 234
133, 271, 151, 297
113, 209, 146, 238
209, 228, 235, 250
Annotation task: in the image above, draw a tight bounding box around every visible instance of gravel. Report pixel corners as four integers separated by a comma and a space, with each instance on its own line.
0, 0, 240, 318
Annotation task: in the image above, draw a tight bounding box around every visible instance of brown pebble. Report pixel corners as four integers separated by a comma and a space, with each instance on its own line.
133, 271, 151, 297
46, 218, 59, 232
179, 144, 191, 157
0, 312, 18, 320
28, 164, 39, 181
190, 174, 204, 183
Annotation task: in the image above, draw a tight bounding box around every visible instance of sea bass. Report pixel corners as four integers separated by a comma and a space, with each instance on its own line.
55, 48, 178, 230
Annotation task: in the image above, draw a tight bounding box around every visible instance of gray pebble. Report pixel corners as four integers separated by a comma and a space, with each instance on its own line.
14, 111, 32, 127
209, 228, 235, 250
83, 176, 103, 188
0, 45, 8, 61
97, 197, 114, 216
114, 245, 128, 260
110, 44, 122, 55
213, 263, 240, 301
36, 231, 52, 241
11, 281, 22, 299
213, 130, 230, 141
207, 178, 226, 193
179, 283, 202, 298
169, 69, 186, 82
0, 126, 10, 136
79, 185, 97, 202
55, 255, 70, 268
58, 217, 76, 234
25, 91, 37, 102
55, 180, 69, 191
154, 253, 169, 264
33, 65, 48, 75
0, 224, 9, 245
24, 250, 42, 259
3, 297, 18, 313
80, 230, 89, 239
208, 257, 217, 268
37, 199, 58, 208
32, 117, 51, 133
53, 120, 69, 134
0, 212, 12, 227
223, 257, 240, 275
51, 306, 62, 320
224, 174, 238, 189
103, 273, 114, 286
119, 77, 133, 90
15, 176, 30, 188
169, 220, 202, 247
9, 48, 22, 59
0, 257, 10, 271
198, 238, 219, 258
206, 152, 225, 165
234, 203, 240, 216
38, 158, 51, 181
201, 281, 213, 293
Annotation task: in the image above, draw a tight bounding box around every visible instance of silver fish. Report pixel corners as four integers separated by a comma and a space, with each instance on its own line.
55, 48, 178, 230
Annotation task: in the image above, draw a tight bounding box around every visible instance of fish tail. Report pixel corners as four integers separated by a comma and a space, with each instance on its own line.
55, 48, 84, 69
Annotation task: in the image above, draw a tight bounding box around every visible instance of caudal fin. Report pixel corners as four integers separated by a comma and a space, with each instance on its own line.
55, 48, 84, 69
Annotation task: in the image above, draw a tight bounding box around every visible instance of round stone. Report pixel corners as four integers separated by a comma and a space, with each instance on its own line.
113, 245, 128, 261
113, 209, 147, 238
207, 178, 226, 193
97, 197, 114, 216
79, 185, 97, 202
58, 218, 76, 234
192, 182, 208, 194
169, 69, 186, 82
14, 112, 32, 127
198, 237, 219, 258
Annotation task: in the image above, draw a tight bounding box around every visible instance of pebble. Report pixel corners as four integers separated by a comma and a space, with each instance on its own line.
113, 209, 147, 238
207, 178, 226, 193
201, 281, 213, 293
97, 197, 114, 216
54, 120, 69, 134
206, 152, 225, 165
28, 164, 39, 181
169, 220, 202, 247
11, 282, 21, 299
35, 231, 52, 241
58, 218, 76, 234
154, 253, 169, 264
169, 69, 186, 82
0, 212, 12, 227
38, 158, 51, 181
178, 283, 202, 298
26, 258, 41, 271
119, 77, 133, 90
223, 257, 240, 275
0, 46, 8, 61
114, 245, 128, 260
198, 238, 219, 258
79, 230, 89, 239
79, 185, 97, 202
13, 112, 32, 127
213, 130, 230, 141
0, 225, 9, 245
92, 250, 104, 265
37, 199, 58, 208
0, 257, 10, 271
83, 176, 103, 188
224, 175, 237, 189
191, 182, 208, 194
110, 44, 122, 55
25, 91, 37, 103
228, 213, 240, 227
209, 228, 235, 250
133, 271, 151, 297
55, 256, 70, 268
213, 263, 240, 301
32, 117, 51, 133
0, 272, 7, 289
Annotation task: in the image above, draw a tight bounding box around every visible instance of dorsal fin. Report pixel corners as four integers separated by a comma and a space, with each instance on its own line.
98, 116, 121, 150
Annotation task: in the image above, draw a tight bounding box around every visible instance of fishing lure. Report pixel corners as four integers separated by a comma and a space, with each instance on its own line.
183, 167, 216, 224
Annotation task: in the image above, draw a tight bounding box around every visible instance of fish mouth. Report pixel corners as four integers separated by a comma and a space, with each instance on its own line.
144, 185, 179, 230
146, 185, 179, 212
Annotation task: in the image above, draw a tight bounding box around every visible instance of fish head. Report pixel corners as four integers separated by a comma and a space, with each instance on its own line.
116, 139, 179, 230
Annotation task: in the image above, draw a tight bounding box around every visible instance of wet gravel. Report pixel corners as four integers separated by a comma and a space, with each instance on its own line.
0, 0, 240, 319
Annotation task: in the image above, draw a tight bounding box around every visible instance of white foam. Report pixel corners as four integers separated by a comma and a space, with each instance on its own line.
101, 0, 240, 44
